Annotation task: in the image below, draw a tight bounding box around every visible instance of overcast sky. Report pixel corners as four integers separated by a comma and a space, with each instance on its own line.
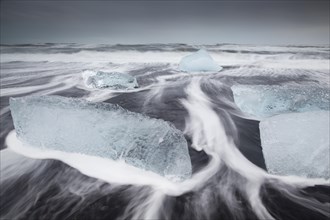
1, 0, 329, 45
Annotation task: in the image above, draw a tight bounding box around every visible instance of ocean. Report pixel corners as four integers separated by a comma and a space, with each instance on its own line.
0, 43, 329, 220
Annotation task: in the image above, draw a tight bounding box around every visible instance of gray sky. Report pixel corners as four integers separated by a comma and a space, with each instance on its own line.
1, 1, 329, 45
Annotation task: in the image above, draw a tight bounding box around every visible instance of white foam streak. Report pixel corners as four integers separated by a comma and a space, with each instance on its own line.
82, 85, 153, 103
182, 78, 264, 177
2, 51, 328, 70
181, 78, 275, 219
0, 75, 75, 97
6, 131, 178, 191
4, 76, 330, 219
182, 78, 330, 218
6, 130, 224, 197
133, 190, 165, 220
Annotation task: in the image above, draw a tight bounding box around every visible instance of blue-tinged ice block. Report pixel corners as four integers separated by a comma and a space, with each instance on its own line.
9, 96, 191, 180
232, 85, 330, 118
82, 70, 138, 89
179, 49, 222, 72
260, 111, 330, 179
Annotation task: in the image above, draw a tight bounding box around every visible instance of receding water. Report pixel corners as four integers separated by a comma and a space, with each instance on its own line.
0, 44, 329, 220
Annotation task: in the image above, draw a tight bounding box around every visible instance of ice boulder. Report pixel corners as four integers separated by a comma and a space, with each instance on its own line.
9, 95, 192, 180
232, 85, 329, 118
260, 111, 329, 179
82, 70, 138, 89
179, 49, 222, 72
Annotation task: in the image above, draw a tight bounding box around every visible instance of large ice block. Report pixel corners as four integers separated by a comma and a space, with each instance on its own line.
179, 49, 222, 72
260, 111, 330, 179
232, 85, 329, 118
82, 70, 138, 89
9, 96, 191, 180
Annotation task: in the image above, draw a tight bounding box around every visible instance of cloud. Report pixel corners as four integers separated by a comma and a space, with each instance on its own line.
1, 1, 329, 44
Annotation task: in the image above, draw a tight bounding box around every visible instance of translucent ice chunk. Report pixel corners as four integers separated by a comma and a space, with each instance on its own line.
232, 85, 330, 118
179, 49, 222, 72
9, 95, 191, 180
82, 70, 138, 89
260, 111, 330, 179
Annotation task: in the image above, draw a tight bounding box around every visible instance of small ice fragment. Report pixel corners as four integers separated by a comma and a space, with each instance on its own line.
82, 70, 138, 89
179, 49, 222, 72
